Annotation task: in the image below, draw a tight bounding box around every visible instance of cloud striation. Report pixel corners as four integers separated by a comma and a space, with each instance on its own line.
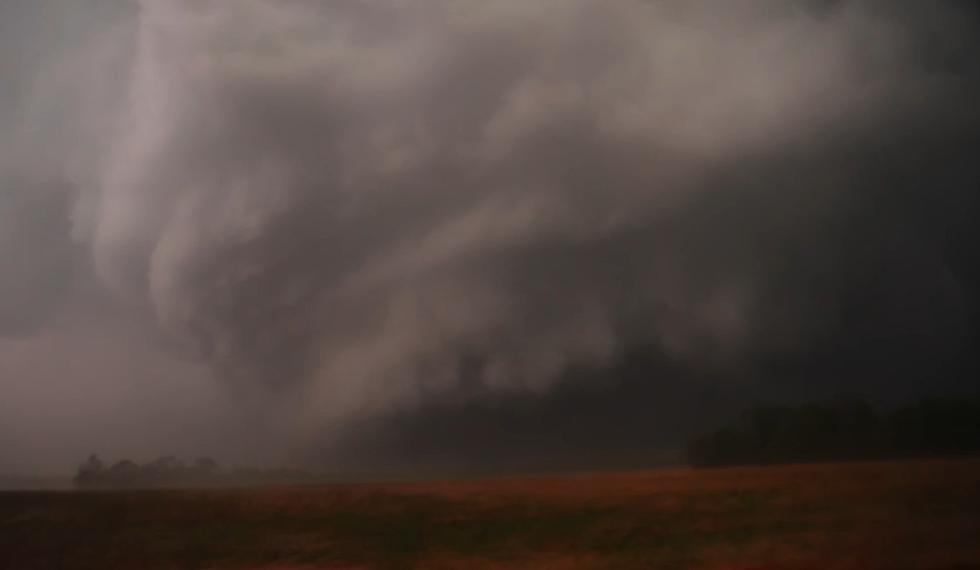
2, 0, 979, 472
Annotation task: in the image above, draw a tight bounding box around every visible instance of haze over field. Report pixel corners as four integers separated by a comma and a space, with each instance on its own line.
2, 0, 979, 476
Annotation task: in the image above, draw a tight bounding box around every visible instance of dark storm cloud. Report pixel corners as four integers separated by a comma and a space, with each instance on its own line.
0, 0, 134, 337
2, 0, 979, 472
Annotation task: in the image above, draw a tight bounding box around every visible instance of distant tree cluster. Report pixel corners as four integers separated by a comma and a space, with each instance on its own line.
74, 455, 220, 489
73, 455, 321, 489
687, 397, 980, 467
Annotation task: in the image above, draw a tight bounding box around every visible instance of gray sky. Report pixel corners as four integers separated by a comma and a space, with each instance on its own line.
2, 0, 979, 476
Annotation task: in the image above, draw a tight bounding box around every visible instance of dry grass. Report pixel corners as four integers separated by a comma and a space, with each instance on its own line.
2, 458, 979, 569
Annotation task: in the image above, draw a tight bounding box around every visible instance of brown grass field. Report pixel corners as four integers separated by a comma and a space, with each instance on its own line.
2, 458, 980, 569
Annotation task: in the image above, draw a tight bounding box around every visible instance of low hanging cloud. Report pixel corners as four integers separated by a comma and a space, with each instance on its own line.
3, 0, 980, 454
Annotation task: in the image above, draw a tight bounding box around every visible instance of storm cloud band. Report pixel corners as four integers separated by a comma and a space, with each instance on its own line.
2, 0, 979, 471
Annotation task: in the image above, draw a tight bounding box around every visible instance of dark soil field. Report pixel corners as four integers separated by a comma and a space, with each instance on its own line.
3, 459, 980, 570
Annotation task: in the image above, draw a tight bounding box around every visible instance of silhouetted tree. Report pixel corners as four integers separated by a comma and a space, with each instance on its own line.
687, 397, 980, 467
107, 460, 141, 488
194, 457, 218, 474
73, 454, 106, 488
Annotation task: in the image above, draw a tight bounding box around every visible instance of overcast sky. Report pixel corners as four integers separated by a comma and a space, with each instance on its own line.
2, 0, 979, 476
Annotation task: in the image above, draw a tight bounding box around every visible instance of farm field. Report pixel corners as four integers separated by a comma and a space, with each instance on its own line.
2, 459, 980, 570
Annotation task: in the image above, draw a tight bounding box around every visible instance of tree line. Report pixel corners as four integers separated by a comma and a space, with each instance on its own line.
74, 455, 220, 488
73, 455, 320, 489
687, 396, 980, 467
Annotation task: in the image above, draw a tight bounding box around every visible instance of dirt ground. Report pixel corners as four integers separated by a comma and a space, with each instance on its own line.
2, 458, 979, 569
